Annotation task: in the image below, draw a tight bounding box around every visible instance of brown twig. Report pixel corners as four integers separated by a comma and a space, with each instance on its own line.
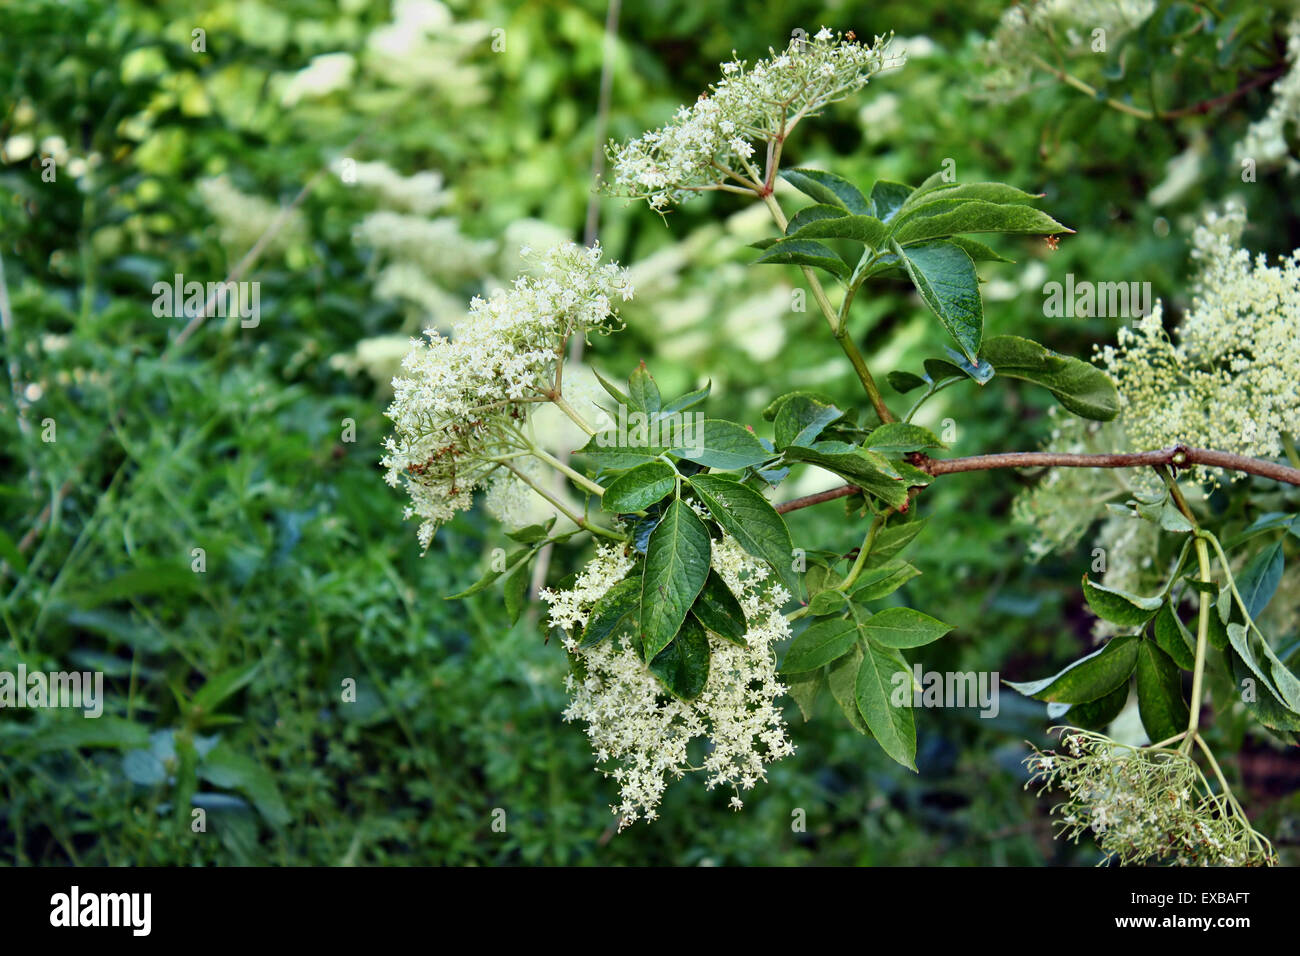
774, 445, 1300, 515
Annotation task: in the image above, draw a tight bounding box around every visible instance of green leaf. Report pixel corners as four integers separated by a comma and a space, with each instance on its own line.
660, 380, 712, 417
689, 569, 747, 645
506, 516, 558, 543
576, 433, 668, 471
193, 662, 262, 715
859, 606, 953, 648
580, 577, 641, 648
628, 363, 661, 415
781, 616, 857, 673
198, 745, 291, 828
774, 395, 843, 449
892, 200, 1070, 245
754, 238, 849, 280
864, 422, 945, 455
639, 499, 711, 661
503, 562, 530, 625
688, 473, 797, 593
780, 168, 871, 214
1237, 541, 1285, 621
789, 212, 887, 248
669, 419, 770, 470
1153, 602, 1196, 670
785, 669, 825, 721
943, 235, 1015, 263
827, 643, 870, 734
1227, 622, 1300, 713
1006, 635, 1140, 704
24, 717, 151, 753
1082, 576, 1162, 627
781, 441, 913, 509
1229, 649, 1300, 732
892, 240, 983, 364
446, 546, 532, 599
869, 180, 912, 223
867, 519, 928, 564
648, 615, 711, 700
785, 203, 850, 234
979, 335, 1119, 421
902, 181, 1044, 213
1136, 640, 1189, 743
849, 562, 920, 602
1053, 680, 1130, 731
887, 371, 928, 394
594, 368, 630, 406
602, 462, 676, 513
0, 529, 27, 575
855, 642, 917, 770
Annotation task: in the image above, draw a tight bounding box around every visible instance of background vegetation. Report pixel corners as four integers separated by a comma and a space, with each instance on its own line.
1, 0, 1297, 865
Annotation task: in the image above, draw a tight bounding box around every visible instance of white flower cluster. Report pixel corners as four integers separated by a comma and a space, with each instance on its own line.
281, 53, 356, 107
1097, 203, 1300, 481
381, 243, 632, 549
1237, 18, 1300, 172
544, 537, 795, 828
608, 28, 900, 210
1027, 729, 1274, 865
334, 159, 450, 215
355, 212, 495, 283
197, 175, 308, 258
983, 0, 1155, 92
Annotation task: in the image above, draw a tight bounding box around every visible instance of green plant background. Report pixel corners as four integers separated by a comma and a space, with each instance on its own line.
1, 0, 1297, 865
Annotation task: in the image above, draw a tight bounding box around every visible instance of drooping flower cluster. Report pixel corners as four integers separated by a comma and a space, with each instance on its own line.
197, 175, 308, 258
607, 27, 900, 210
1026, 728, 1275, 866
1096, 202, 1300, 482
544, 537, 795, 828
381, 243, 633, 549
1236, 17, 1300, 172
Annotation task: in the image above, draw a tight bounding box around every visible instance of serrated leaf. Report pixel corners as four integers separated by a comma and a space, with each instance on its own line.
1053, 681, 1130, 731
789, 212, 887, 248
506, 516, 558, 543
869, 180, 912, 223
1136, 640, 1189, 743
828, 644, 870, 734
849, 562, 920, 603
689, 569, 747, 645
867, 519, 928, 565
859, 606, 953, 649
943, 235, 1015, 263
754, 238, 849, 280
1153, 602, 1196, 670
774, 395, 842, 449
864, 422, 945, 455
576, 432, 668, 471
1237, 541, 1284, 621
1082, 576, 1162, 627
855, 642, 917, 770
1006, 635, 1140, 704
668, 419, 770, 470
781, 616, 857, 673
503, 562, 530, 625
648, 615, 711, 700
893, 200, 1070, 245
640, 499, 711, 661
780, 168, 871, 214
688, 473, 797, 594
979, 335, 1119, 421
893, 240, 983, 364
781, 441, 912, 509
581, 577, 641, 648
602, 462, 676, 514
628, 363, 661, 415
785, 669, 825, 722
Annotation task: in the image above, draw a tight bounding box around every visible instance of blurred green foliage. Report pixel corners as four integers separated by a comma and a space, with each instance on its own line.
1, 0, 1297, 865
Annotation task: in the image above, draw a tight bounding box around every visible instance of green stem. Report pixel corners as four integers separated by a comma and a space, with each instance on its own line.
551, 394, 598, 437
526, 444, 606, 497
838, 512, 885, 592
500, 461, 623, 541
759, 193, 896, 423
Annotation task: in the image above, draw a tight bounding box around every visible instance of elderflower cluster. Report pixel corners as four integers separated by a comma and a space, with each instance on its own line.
544, 537, 795, 828
607, 28, 900, 210
333, 158, 450, 215
982, 0, 1155, 93
1097, 203, 1300, 482
380, 243, 633, 549
1236, 18, 1300, 172
1026, 728, 1274, 866
197, 175, 307, 258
